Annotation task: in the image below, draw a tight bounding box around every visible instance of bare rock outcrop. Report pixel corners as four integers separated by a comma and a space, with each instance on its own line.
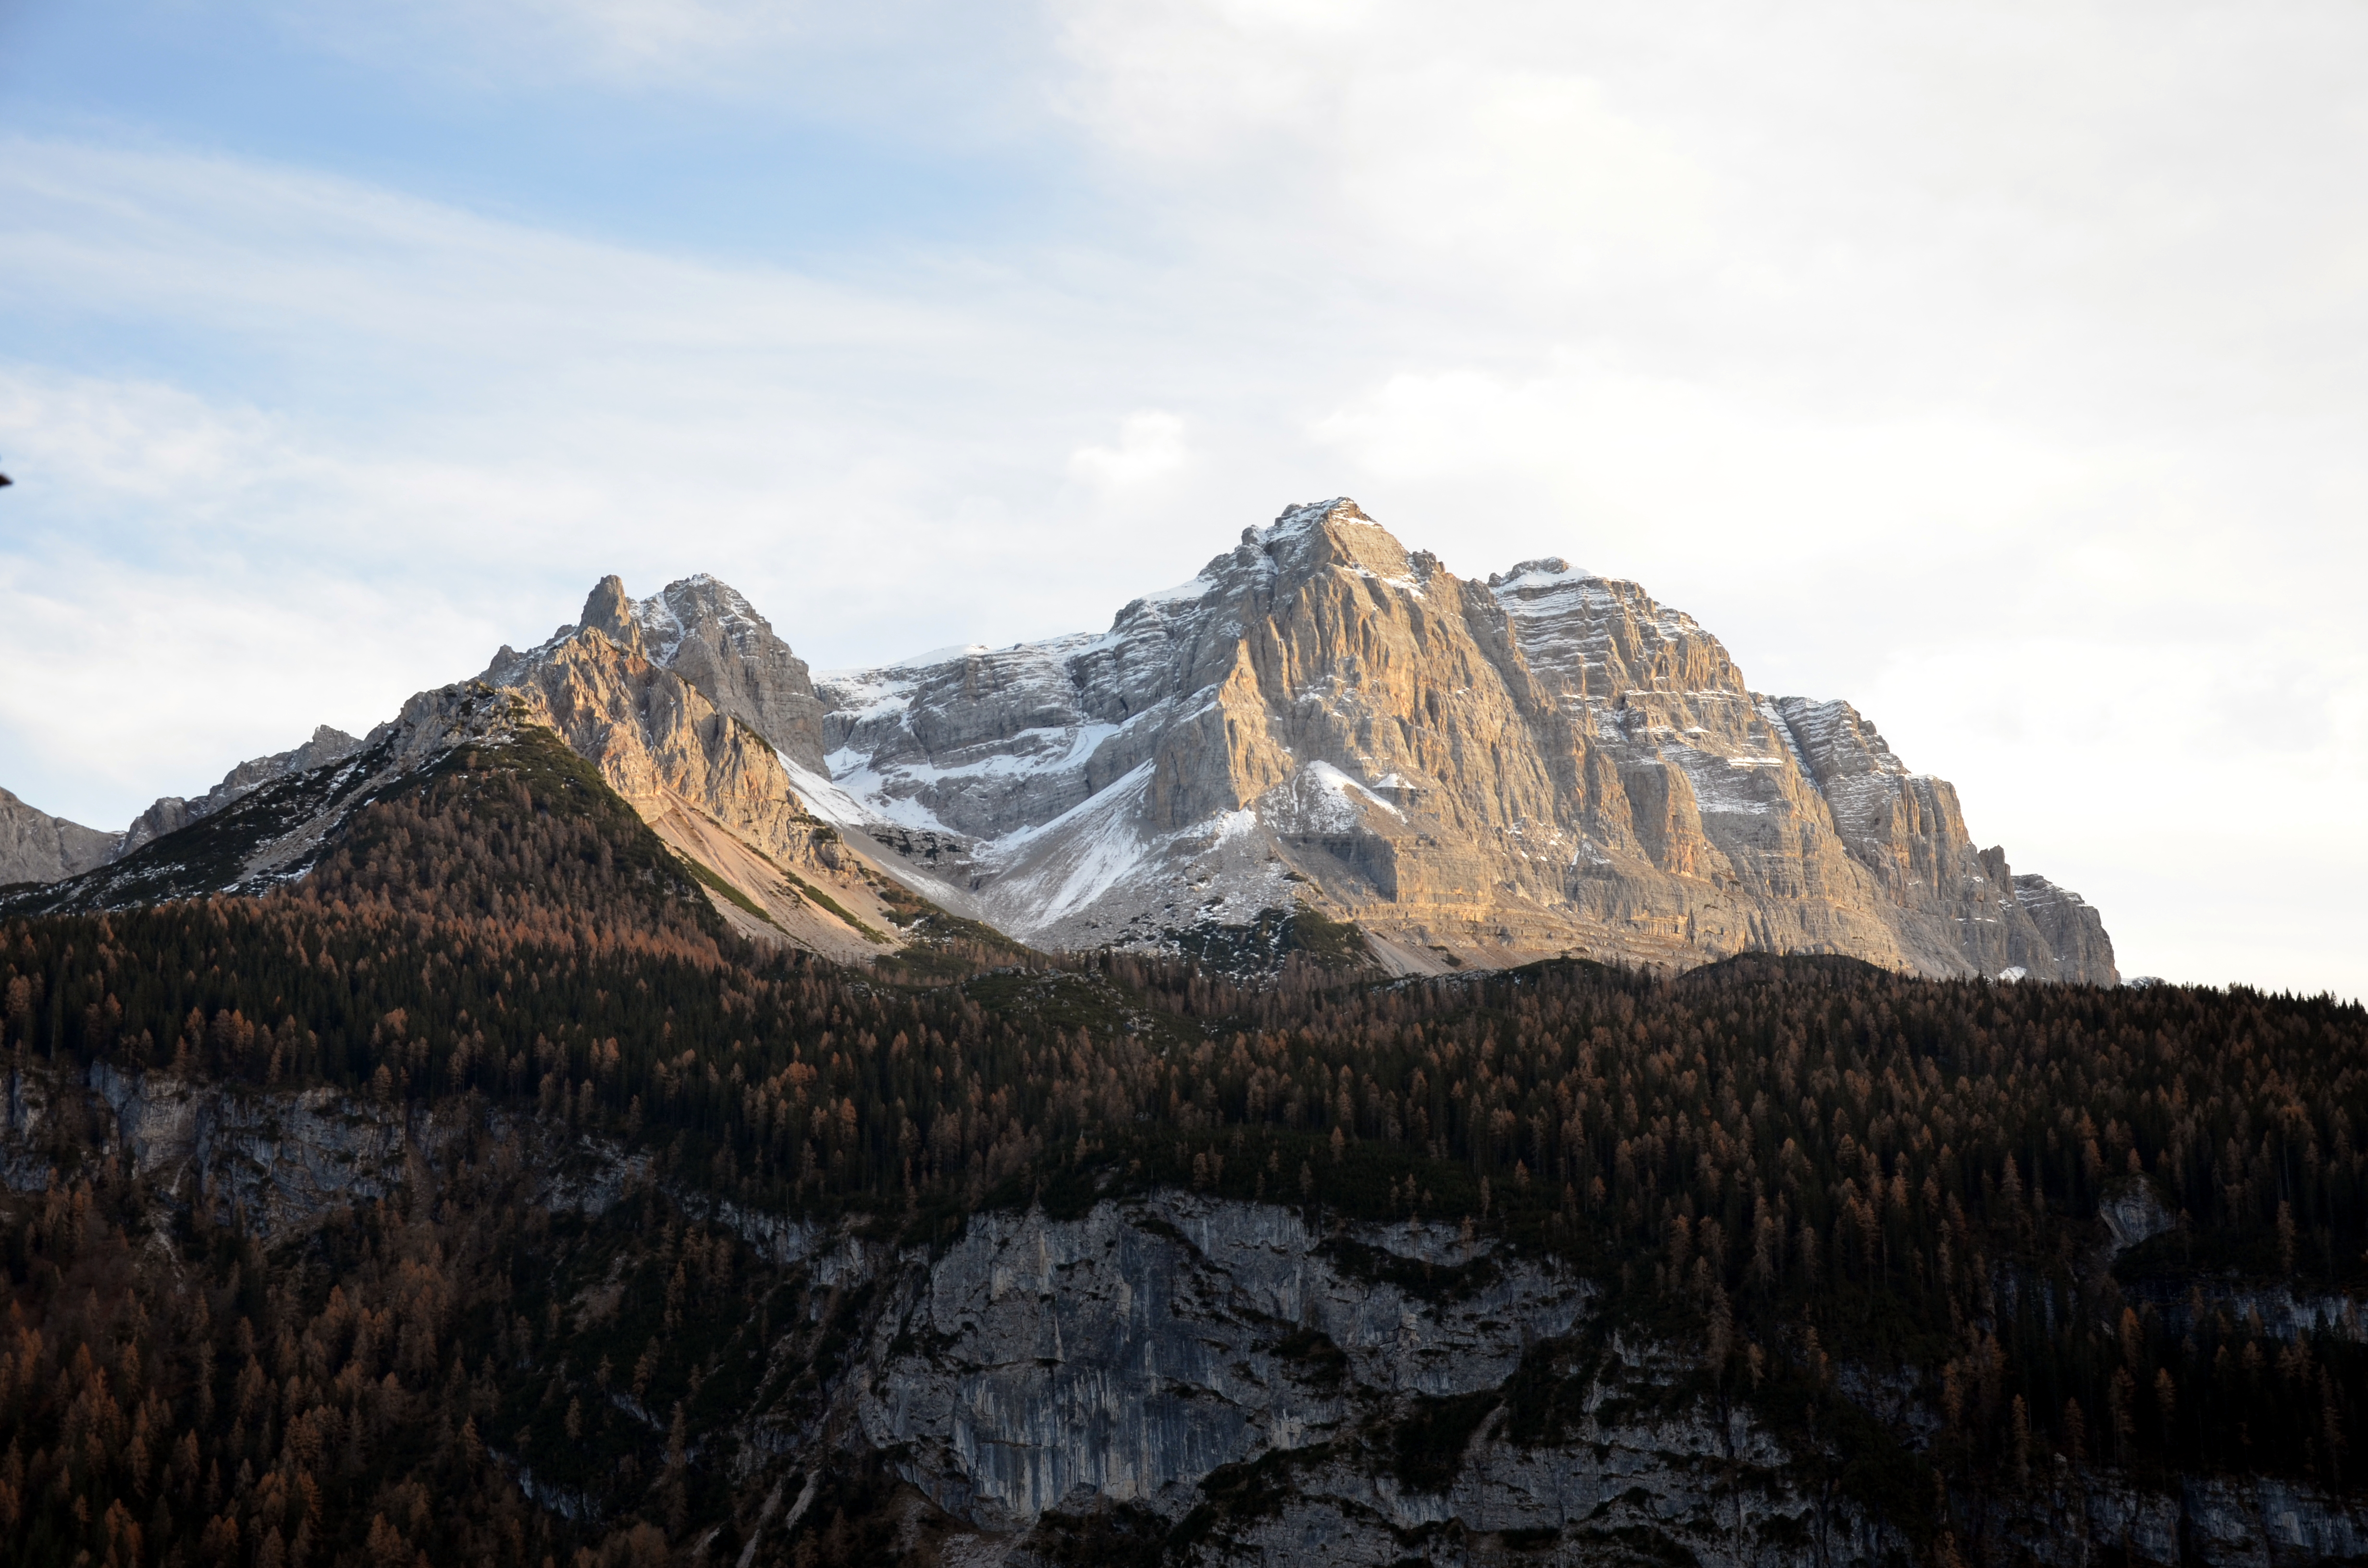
814, 499, 2117, 982
0, 728, 365, 890
493, 574, 829, 774
0, 788, 118, 886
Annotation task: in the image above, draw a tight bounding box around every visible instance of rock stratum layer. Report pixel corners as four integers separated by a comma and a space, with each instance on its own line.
817, 499, 2114, 981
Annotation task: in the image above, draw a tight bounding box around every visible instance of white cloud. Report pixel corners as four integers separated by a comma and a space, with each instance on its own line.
1051, 2, 1716, 299
1068, 411, 1188, 490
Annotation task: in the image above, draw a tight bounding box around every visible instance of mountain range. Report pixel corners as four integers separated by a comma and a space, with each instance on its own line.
0, 498, 2114, 984
13, 501, 2368, 1568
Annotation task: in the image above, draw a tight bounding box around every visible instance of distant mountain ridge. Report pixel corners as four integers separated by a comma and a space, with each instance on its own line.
0, 724, 360, 885
0, 498, 2114, 983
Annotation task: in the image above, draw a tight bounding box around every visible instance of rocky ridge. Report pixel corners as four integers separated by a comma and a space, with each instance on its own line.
118, 723, 363, 855
478, 581, 932, 960
816, 500, 2115, 981
491, 572, 830, 776
3, 588, 913, 958
0, 724, 362, 887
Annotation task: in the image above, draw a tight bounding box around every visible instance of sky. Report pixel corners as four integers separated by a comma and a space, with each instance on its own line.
1, 1, 2362, 997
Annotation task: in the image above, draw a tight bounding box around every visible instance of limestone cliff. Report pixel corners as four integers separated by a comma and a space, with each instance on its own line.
815, 499, 2117, 982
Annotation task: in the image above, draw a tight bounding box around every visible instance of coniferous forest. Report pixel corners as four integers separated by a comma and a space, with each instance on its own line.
0, 731, 2362, 1566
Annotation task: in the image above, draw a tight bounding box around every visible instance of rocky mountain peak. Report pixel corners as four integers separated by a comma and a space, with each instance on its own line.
0, 499, 2116, 987
116, 723, 364, 858
813, 498, 2116, 983
632, 572, 766, 657
0, 788, 118, 886
574, 574, 647, 660
481, 573, 829, 773
1238, 495, 1418, 587
1488, 555, 1578, 585
628, 575, 827, 772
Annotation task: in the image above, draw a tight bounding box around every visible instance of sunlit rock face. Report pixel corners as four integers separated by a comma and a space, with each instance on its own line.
571, 572, 832, 776
808, 499, 2115, 981
479, 589, 908, 961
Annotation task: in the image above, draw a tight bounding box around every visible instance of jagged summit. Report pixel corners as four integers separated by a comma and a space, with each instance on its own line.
1488, 556, 1582, 585
489, 572, 829, 773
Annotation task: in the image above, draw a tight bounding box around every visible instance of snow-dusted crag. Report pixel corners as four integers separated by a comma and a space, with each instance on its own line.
0, 685, 536, 913
815, 499, 2115, 981
473, 579, 935, 958
492, 573, 830, 775
117, 723, 363, 856
4, 579, 915, 958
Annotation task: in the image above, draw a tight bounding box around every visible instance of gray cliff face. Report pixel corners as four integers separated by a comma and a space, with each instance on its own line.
5, 1063, 432, 1227
2011, 871, 2118, 982
838, 1192, 1893, 1567
630, 574, 831, 776
844, 1194, 2368, 1566
4, 1070, 2364, 1566
810, 501, 2116, 983
855, 1194, 1593, 1530
0, 786, 118, 886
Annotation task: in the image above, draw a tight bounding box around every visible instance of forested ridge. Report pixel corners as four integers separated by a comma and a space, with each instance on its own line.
0, 728, 2362, 1566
